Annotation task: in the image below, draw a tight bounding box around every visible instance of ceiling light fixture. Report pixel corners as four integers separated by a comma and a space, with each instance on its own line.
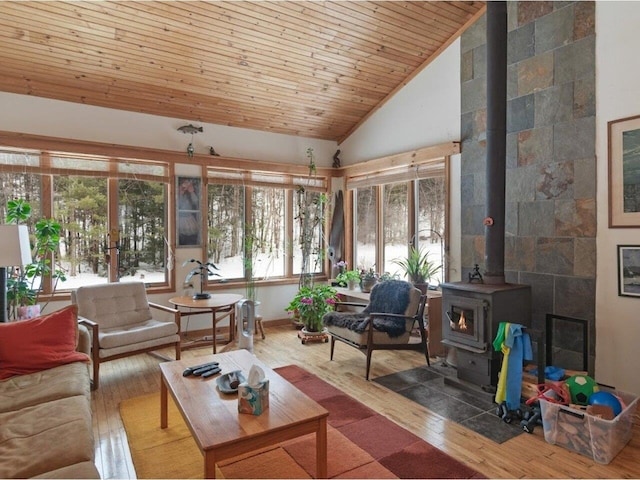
177, 124, 203, 158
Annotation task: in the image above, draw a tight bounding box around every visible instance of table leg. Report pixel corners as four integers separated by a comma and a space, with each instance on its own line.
204, 450, 217, 479
316, 416, 327, 478
160, 375, 168, 429
229, 307, 235, 343
211, 308, 217, 354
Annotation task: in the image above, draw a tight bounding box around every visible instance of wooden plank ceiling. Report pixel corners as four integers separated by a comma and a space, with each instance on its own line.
0, 1, 485, 142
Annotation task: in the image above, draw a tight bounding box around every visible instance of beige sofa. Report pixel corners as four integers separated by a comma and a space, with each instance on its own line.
0, 325, 100, 479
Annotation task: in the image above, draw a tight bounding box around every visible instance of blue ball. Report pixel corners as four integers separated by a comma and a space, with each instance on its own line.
588, 391, 623, 416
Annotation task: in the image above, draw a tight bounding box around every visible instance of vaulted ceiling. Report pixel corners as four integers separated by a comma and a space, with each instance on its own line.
0, 1, 485, 142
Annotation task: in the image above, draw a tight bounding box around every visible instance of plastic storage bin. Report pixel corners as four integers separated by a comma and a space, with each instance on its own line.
539, 390, 638, 464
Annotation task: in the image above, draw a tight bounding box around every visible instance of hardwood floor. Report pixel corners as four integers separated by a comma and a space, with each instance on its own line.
92, 324, 640, 479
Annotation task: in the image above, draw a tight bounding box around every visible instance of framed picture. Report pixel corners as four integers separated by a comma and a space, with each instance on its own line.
176, 176, 202, 247
617, 245, 640, 297
608, 114, 640, 227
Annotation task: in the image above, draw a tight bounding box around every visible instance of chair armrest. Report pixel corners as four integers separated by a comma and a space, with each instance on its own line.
368, 312, 411, 320
335, 301, 368, 312
78, 316, 100, 359
149, 301, 180, 314
78, 316, 98, 333
149, 302, 182, 334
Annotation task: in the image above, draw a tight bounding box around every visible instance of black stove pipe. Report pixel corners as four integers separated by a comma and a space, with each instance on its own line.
483, 1, 507, 285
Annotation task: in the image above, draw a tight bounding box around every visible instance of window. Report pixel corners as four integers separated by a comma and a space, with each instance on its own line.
118, 179, 167, 284
206, 166, 329, 285
417, 176, 446, 285
293, 189, 324, 276
355, 186, 377, 271
207, 184, 245, 280
53, 176, 108, 288
383, 182, 409, 276
346, 147, 450, 283
1, 148, 171, 293
252, 187, 285, 278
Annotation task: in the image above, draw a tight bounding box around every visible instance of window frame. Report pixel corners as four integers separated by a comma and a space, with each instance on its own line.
344, 144, 455, 282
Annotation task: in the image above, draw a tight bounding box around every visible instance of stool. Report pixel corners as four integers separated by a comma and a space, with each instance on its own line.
255, 314, 266, 339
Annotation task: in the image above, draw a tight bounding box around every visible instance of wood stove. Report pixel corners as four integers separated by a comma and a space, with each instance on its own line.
441, 282, 531, 388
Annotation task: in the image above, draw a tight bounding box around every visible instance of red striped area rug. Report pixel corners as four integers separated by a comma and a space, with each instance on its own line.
120, 364, 485, 479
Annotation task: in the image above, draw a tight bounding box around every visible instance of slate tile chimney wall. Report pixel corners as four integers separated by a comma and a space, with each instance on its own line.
459, 1, 596, 372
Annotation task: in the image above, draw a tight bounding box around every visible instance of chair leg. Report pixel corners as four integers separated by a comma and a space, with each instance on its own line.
256, 315, 266, 339
365, 349, 372, 381
92, 359, 99, 391
329, 336, 335, 360
175, 343, 181, 360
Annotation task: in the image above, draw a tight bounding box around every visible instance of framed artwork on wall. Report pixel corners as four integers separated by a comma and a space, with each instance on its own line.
608, 114, 640, 227
617, 245, 640, 297
176, 176, 202, 247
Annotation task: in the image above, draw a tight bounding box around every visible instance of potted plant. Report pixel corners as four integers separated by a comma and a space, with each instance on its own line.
392, 246, 442, 294
360, 267, 378, 293
285, 284, 338, 333
5, 199, 67, 319
287, 147, 333, 335
336, 269, 361, 290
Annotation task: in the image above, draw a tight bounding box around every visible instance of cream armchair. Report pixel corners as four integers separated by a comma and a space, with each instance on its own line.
323, 280, 429, 380
71, 282, 181, 390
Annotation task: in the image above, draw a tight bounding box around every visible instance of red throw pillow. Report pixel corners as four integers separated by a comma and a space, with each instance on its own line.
0, 305, 89, 380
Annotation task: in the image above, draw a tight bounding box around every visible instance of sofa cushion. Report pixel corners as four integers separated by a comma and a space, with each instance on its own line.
0, 362, 90, 414
0, 395, 94, 479
0, 305, 89, 381
73, 281, 153, 329
99, 319, 179, 349
32, 460, 100, 479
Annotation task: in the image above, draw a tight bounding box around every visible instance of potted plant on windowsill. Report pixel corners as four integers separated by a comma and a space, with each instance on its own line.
360, 267, 378, 293
336, 269, 361, 290
392, 246, 442, 294
5, 199, 67, 320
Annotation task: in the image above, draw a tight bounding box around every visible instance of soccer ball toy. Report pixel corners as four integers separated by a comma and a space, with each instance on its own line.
565, 374, 598, 405
588, 391, 623, 416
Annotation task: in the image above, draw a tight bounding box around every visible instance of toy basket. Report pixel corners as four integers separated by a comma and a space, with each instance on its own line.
539, 390, 638, 464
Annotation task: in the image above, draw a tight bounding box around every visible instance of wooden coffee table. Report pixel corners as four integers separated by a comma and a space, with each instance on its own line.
160, 349, 328, 479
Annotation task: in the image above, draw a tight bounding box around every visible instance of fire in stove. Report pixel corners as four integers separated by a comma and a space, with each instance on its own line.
447, 306, 475, 335
442, 295, 488, 353
458, 312, 467, 331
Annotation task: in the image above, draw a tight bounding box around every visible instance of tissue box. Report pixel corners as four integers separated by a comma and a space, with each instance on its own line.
238, 379, 269, 415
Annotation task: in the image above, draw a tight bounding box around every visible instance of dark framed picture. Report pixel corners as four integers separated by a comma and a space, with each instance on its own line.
176, 176, 202, 247
617, 245, 640, 297
608, 114, 640, 227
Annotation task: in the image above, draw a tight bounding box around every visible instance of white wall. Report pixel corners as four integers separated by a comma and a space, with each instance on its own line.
595, 2, 640, 395
0, 92, 337, 166
338, 39, 462, 164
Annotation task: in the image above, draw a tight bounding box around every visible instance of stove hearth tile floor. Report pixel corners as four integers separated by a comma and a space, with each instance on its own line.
374, 362, 524, 444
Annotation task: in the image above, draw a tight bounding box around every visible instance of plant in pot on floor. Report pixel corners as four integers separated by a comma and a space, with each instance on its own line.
285, 284, 338, 334
392, 246, 441, 294
287, 147, 336, 334
5, 199, 67, 320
